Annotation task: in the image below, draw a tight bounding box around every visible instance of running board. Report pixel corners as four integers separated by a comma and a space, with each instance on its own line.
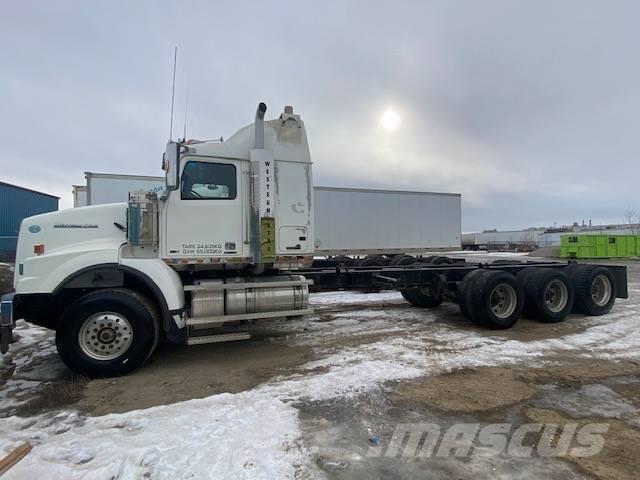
187, 332, 251, 345
186, 308, 314, 327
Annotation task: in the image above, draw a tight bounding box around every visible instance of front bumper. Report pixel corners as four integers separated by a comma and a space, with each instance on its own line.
0, 292, 15, 354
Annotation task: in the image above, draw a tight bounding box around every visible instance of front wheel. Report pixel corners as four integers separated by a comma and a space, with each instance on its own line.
56, 288, 160, 377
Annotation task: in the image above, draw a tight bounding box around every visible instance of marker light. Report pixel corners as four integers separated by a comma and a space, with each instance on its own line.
33, 244, 45, 255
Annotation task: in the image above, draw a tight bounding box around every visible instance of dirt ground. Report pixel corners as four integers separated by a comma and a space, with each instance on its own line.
0, 256, 639, 479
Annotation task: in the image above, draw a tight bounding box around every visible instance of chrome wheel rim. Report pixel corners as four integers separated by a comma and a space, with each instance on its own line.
544, 279, 569, 313
79, 312, 133, 360
591, 274, 612, 307
489, 284, 517, 319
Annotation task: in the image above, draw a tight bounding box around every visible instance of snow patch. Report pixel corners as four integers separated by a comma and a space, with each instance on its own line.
0, 391, 309, 480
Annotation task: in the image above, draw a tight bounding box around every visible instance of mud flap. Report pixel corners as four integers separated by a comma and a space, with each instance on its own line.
1, 293, 15, 354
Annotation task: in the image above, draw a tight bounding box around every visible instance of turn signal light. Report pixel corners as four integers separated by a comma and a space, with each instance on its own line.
33, 244, 45, 255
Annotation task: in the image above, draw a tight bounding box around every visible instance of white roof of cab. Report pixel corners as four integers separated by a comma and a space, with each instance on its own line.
187, 112, 311, 164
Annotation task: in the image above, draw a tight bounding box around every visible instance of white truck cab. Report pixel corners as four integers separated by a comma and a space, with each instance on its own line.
2, 103, 316, 376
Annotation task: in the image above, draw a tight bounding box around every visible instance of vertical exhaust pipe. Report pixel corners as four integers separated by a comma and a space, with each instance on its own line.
251, 102, 268, 269
255, 102, 267, 149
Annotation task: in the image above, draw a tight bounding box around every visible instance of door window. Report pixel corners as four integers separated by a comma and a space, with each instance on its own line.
180, 161, 237, 200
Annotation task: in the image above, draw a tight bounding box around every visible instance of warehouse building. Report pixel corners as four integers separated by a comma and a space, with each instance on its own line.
0, 181, 59, 260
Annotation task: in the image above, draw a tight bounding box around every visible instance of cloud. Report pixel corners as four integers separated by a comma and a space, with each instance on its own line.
1, 0, 638, 228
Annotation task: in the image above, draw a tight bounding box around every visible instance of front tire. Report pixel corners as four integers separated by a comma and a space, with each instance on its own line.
56, 288, 160, 377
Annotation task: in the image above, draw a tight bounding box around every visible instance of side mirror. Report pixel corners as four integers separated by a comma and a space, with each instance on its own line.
163, 141, 180, 190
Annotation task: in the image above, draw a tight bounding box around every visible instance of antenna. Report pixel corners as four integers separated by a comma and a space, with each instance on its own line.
169, 46, 177, 140
182, 82, 190, 141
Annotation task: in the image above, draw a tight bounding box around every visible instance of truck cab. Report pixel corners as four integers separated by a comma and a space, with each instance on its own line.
2, 104, 316, 376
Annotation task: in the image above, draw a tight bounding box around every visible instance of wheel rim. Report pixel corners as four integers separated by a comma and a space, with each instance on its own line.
591, 274, 612, 307
79, 312, 133, 361
544, 279, 569, 313
489, 283, 517, 319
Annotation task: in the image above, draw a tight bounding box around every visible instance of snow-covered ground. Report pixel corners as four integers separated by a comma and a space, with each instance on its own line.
1, 278, 639, 478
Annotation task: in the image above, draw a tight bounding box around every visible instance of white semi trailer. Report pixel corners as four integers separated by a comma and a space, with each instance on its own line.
1, 103, 628, 377
75, 173, 462, 255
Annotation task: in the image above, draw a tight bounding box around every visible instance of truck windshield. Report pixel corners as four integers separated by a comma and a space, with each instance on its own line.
181, 161, 237, 200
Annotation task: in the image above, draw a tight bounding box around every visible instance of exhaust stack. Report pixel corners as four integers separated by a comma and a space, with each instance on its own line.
254, 102, 267, 149
250, 102, 275, 267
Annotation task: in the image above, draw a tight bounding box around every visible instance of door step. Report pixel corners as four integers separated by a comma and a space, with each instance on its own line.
187, 332, 251, 345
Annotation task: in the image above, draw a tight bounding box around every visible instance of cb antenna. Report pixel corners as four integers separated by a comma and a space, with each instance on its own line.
169, 46, 177, 140
182, 81, 190, 141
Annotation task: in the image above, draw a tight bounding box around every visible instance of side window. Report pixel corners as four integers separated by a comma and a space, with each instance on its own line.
181, 161, 237, 200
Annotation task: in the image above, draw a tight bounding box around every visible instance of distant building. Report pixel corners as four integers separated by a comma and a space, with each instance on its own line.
463, 223, 640, 251
0, 182, 59, 260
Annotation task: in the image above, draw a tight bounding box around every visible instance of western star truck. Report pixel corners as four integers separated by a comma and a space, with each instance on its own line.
0, 103, 628, 377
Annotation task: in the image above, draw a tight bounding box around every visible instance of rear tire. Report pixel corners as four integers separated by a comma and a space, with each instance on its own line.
467, 270, 524, 329
517, 267, 541, 317
357, 255, 385, 267
457, 269, 487, 325
332, 255, 353, 266
567, 265, 616, 316
491, 259, 524, 266
56, 288, 160, 377
430, 256, 454, 265
401, 285, 444, 308
522, 269, 574, 323
390, 255, 415, 266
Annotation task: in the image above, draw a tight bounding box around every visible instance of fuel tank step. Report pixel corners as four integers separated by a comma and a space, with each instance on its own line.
186, 332, 251, 345
186, 308, 314, 327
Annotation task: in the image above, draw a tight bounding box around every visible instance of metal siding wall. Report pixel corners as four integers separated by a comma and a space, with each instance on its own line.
0, 183, 59, 254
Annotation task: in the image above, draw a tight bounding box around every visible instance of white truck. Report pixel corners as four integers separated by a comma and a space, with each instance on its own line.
0, 103, 628, 377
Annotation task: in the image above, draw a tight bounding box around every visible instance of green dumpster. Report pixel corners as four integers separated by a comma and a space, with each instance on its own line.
560, 234, 639, 259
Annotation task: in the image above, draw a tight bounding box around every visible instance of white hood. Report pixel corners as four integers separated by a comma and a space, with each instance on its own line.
14, 203, 127, 292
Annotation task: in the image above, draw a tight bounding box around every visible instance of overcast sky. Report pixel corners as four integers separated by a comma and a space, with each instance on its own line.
1, 1, 638, 231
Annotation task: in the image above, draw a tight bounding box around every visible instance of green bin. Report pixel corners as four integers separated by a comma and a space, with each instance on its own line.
560, 234, 638, 259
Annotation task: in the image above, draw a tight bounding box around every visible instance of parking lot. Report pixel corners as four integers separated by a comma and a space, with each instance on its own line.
0, 255, 639, 479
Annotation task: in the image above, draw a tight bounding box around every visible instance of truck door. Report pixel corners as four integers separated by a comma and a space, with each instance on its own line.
163, 157, 245, 259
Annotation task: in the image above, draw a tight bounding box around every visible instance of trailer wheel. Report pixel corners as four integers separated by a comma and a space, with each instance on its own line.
390, 255, 415, 266
56, 288, 160, 377
457, 269, 487, 325
567, 265, 616, 316
522, 269, 574, 322
467, 270, 524, 329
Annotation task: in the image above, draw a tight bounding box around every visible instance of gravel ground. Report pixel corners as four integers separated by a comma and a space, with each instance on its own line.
0, 257, 638, 479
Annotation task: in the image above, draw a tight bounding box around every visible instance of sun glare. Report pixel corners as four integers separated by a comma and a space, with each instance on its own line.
381, 109, 400, 131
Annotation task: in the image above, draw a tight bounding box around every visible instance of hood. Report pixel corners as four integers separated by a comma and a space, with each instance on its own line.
14, 203, 127, 286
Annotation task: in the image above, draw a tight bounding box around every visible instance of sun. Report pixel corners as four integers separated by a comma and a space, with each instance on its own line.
381, 109, 400, 131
